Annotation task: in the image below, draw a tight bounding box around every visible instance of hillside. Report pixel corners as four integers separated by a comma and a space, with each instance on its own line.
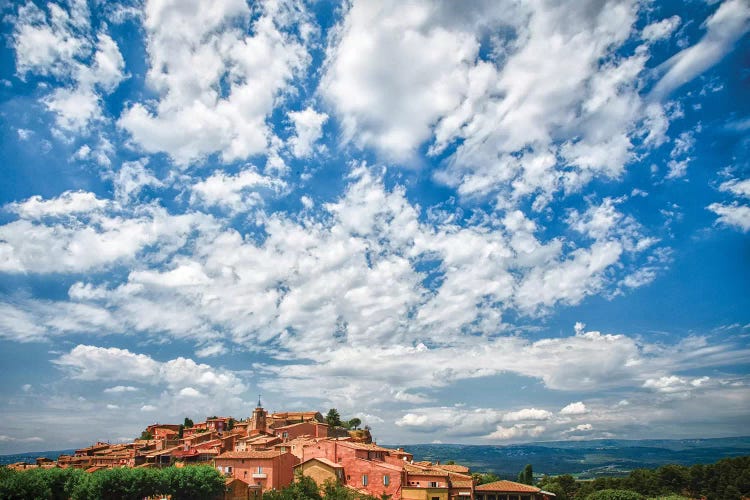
388, 437, 750, 478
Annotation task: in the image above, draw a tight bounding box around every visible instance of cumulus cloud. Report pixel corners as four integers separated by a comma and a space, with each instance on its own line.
118, 0, 310, 165
0, 192, 215, 273
190, 167, 286, 213
288, 107, 328, 158
54, 344, 247, 414
560, 402, 588, 416
485, 424, 546, 441
13, 2, 126, 131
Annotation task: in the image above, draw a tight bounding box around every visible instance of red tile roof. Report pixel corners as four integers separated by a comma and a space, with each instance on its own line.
216, 450, 283, 459
435, 464, 470, 473
475, 480, 541, 493
295, 457, 344, 469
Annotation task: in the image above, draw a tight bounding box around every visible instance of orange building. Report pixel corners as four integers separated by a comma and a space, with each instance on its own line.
214, 450, 299, 493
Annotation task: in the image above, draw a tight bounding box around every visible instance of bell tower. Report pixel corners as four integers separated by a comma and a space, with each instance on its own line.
249, 395, 267, 435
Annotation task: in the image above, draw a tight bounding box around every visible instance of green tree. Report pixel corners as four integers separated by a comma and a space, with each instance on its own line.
183, 417, 194, 428
325, 408, 342, 428
585, 489, 644, 500
0, 468, 52, 500
228, 418, 235, 430
348, 418, 362, 430
472, 472, 500, 485
164, 465, 224, 500
139, 430, 153, 440
518, 464, 533, 485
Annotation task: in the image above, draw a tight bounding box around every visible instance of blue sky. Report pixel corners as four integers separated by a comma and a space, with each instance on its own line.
0, 0, 749, 454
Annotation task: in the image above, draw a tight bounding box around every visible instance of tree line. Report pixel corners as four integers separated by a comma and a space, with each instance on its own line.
0, 465, 225, 500
537, 456, 750, 500
263, 474, 389, 500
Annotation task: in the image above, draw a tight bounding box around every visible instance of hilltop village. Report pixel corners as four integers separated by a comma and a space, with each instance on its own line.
7, 402, 555, 500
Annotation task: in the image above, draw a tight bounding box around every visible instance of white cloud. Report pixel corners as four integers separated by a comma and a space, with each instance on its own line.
190, 167, 286, 213
321, 0, 489, 162
719, 178, 750, 198
0, 193, 215, 273
651, 0, 750, 99
103, 385, 138, 393
708, 202, 750, 232
195, 343, 228, 358
118, 0, 310, 165
485, 424, 546, 441
54, 344, 247, 414
565, 423, 593, 433
642, 16, 681, 42
643, 375, 712, 394
502, 408, 553, 422
13, 3, 126, 131
6, 190, 109, 218
560, 402, 588, 415
114, 160, 164, 203
288, 107, 328, 158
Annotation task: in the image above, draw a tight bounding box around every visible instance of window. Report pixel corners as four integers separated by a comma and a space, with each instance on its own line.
362, 474, 368, 486
383, 475, 390, 486
282, 432, 288, 438
429, 481, 438, 487
257, 466, 263, 473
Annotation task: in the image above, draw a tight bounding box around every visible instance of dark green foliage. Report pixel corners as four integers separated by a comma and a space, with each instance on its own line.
163, 466, 225, 500
518, 464, 533, 485
0, 468, 52, 500
228, 418, 235, 431
538, 456, 750, 500
472, 472, 500, 485
325, 408, 342, 428
262, 475, 388, 500
139, 430, 153, 440
0, 465, 223, 500
585, 489, 644, 500
183, 417, 194, 428
347, 418, 361, 430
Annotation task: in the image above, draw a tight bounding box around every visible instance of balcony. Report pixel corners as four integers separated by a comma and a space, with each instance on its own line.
252, 473, 267, 479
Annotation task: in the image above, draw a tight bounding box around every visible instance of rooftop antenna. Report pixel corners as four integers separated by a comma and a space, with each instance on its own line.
257, 395, 262, 408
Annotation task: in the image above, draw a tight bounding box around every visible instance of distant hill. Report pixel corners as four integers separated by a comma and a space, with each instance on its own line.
386, 436, 750, 479
0, 449, 76, 466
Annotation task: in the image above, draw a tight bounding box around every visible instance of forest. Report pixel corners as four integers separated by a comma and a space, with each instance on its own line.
536, 456, 750, 500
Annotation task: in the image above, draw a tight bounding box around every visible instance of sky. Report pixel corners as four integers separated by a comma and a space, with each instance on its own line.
0, 0, 748, 454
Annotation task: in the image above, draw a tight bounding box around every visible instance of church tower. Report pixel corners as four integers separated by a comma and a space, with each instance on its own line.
249, 396, 267, 435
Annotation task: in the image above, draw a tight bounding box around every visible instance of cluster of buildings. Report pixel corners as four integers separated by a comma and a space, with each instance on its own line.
7, 401, 555, 500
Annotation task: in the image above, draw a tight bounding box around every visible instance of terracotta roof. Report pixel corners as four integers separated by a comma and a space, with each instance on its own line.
337, 441, 391, 452
404, 463, 450, 477
353, 457, 403, 472
435, 464, 470, 473
475, 480, 541, 493
295, 457, 344, 469
413, 460, 433, 466
451, 479, 474, 488
216, 450, 283, 459
172, 449, 200, 458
